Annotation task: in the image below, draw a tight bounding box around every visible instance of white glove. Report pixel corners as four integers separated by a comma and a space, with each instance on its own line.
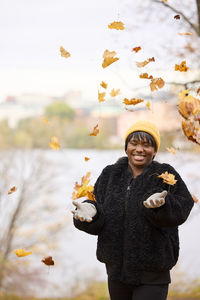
143, 191, 167, 208
71, 200, 97, 222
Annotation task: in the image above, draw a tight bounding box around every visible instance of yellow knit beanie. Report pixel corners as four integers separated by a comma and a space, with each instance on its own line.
124, 120, 160, 151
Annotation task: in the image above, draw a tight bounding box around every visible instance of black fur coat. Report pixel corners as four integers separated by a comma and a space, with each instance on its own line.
73, 157, 194, 285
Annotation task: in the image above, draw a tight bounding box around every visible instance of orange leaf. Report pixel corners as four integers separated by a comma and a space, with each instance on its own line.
175, 60, 189, 72
49, 136, 61, 150
60, 46, 71, 58
110, 89, 120, 97
123, 98, 144, 105
102, 50, 119, 68
132, 46, 141, 53
100, 81, 108, 89
150, 77, 165, 92
197, 87, 200, 95
89, 124, 99, 136
108, 21, 125, 30
41, 256, 54, 266
84, 157, 90, 161
72, 172, 95, 200
8, 186, 17, 194
178, 32, 193, 35
139, 73, 153, 79
157, 172, 177, 185
136, 57, 155, 68
87, 191, 96, 202
98, 90, 106, 102
192, 195, 198, 203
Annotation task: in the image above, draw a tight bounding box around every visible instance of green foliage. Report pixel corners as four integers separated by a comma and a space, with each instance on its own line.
44, 101, 75, 120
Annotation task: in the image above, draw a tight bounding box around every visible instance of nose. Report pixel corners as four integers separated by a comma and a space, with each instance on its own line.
135, 144, 144, 152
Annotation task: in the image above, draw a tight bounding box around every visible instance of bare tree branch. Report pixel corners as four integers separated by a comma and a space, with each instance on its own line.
153, 0, 199, 35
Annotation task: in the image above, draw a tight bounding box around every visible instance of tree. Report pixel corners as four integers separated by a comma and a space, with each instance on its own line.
44, 101, 75, 121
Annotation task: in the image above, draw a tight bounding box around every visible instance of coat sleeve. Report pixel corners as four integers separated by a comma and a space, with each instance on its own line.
142, 164, 194, 228
73, 166, 110, 235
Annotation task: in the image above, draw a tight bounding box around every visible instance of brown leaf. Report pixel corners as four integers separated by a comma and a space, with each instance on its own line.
123, 98, 144, 105
84, 157, 90, 161
8, 186, 17, 194
41, 256, 54, 266
100, 81, 108, 89
192, 195, 198, 203
132, 46, 141, 53
102, 50, 119, 68
139, 73, 153, 80
136, 57, 155, 68
157, 172, 177, 185
175, 60, 189, 72
174, 15, 180, 19
178, 32, 193, 35
150, 77, 165, 92
89, 124, 99, 136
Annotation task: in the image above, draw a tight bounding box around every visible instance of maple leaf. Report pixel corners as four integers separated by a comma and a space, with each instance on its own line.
60, 46, 71, 58
84, 157, 90, 161
132, 46, 141, 53
8, 186, 17, 194
100, 81, 108, 89
89, 124, 99, 136
157, 172, 177, 185
123, 98, 144, 105
192, 195, 198, 203
110, 89, 120, 97
49, 136, 61, 150
178, 32, 192, 35
42, 117, 50, 125
98, 90, 106, 102
14, 248, 32, 257
136, 57, 155, 68
41, 256, 54, 266
139, 73, 153, 79
108, 21, 125, 30
175, 60, 189, 72
146, 101, 151, 110
72, 172, 96, 201
166, 147, 177, 154
102, 50, 119, 68
150, 77, 165, 92
174, 15, 180, 19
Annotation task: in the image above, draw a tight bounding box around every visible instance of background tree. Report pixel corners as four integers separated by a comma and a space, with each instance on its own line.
44, 101, 75, 121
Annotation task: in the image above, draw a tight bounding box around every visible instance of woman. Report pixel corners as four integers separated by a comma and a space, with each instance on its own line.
72, 120, 194, 300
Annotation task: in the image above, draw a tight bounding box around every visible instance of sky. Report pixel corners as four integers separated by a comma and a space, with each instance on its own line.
0, 0, 197, 101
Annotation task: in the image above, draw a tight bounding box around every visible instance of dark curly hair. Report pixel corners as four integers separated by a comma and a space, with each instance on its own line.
125, 131, 157, 152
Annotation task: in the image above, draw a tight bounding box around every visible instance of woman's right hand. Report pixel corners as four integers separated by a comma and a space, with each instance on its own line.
71, 201, 97, 222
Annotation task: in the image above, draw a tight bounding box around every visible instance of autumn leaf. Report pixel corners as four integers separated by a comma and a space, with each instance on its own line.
175, 60, 189, 72
197, 87, 200, 95
123, 98, 144, 105
42, 117, 50, 125
181, 117, 200, 144
174, 15, 180, 19
100, 81, 108, 89
89, 124, 99, 136
157, 172, 177, 185
102, 50, 119, 68
72, 172, 96, 201
146, 101, 151, 110
178, 89, 200, 119
108, 21, 125, 30
139, 73, 153, 79
41, 256, 54, 266
60, 46, 71, 58
14, 248, 32, 257
178, 32, 192, 35
98, 90, 106, 102
192, 195, 198, 203
8, 186, 17, 195
150, 77, 165, 92
87, 191, 96, 201
49, 136, 61, 150
166, 147, 177, 154
136, 57, 155, 68
84, 157, 90, 161
162, 0, 168, 2
132, 46, 141, 53
110, 89, 120, 97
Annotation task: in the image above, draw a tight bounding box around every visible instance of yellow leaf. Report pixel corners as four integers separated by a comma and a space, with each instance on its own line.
110, 89, 120, 97
14, 248, 32, 257
60, 46, 71, 58
108, 21, 125, 30
102, 50, 119, 68
49, 136, 61, 150
139, 73, 153, 79
136, 57, 155, 68
157, 172, 177, 185
42, 117, 50, 125
87, 191, 96, 202
175, 60, 189, 72
192, 194, 198, 203
72, 172, 96, 201
100, 81, 108, 89
84, 157, 90, 161
150, 77, 165, 92
8, 186, 17, 195
89, 124, 99, 136
123, 98, 144, 105
146, 101, 151, 110
166, 147, 177, 154
98, 90, 106, 102
178, 32, 193, 35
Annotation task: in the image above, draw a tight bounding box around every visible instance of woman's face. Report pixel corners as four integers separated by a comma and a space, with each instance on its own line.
126, 135, 156, 169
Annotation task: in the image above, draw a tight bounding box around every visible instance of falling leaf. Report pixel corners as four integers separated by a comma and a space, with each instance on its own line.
146, 101, 151, 110
197, 87, 200, 95
72, 172, 96, 201
192, 195, 198, 203
166, 147, 177, 154
132, 46, 141, 53
162, 0, 168, 2
102, 50, 119, 68
123, 98, 144, 105
108, 21, 125, 30
89, 124, 99, 136
98, 90, 106, 102
14, 248, 32, 257
87, 191, 96, 201
139, 73, 153, 79
110, 89, 120, 97
136, 57, 155, 68
60, 46, 71, 58
100, 81, 108, 89
174, 15, 180, 19
178, 32, 192, 35
178, 89, 200, 119
175, 60, 189, 72
49, 136, 61, 150
41, 256, 54, 266
42, 117, 50, 125
84, 157, 90, 161
150, 77, 165, 92
157, 172, 177, 185
8, 186, 17, 194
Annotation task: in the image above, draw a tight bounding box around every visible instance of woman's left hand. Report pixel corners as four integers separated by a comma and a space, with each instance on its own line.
143, 190, 168, 208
